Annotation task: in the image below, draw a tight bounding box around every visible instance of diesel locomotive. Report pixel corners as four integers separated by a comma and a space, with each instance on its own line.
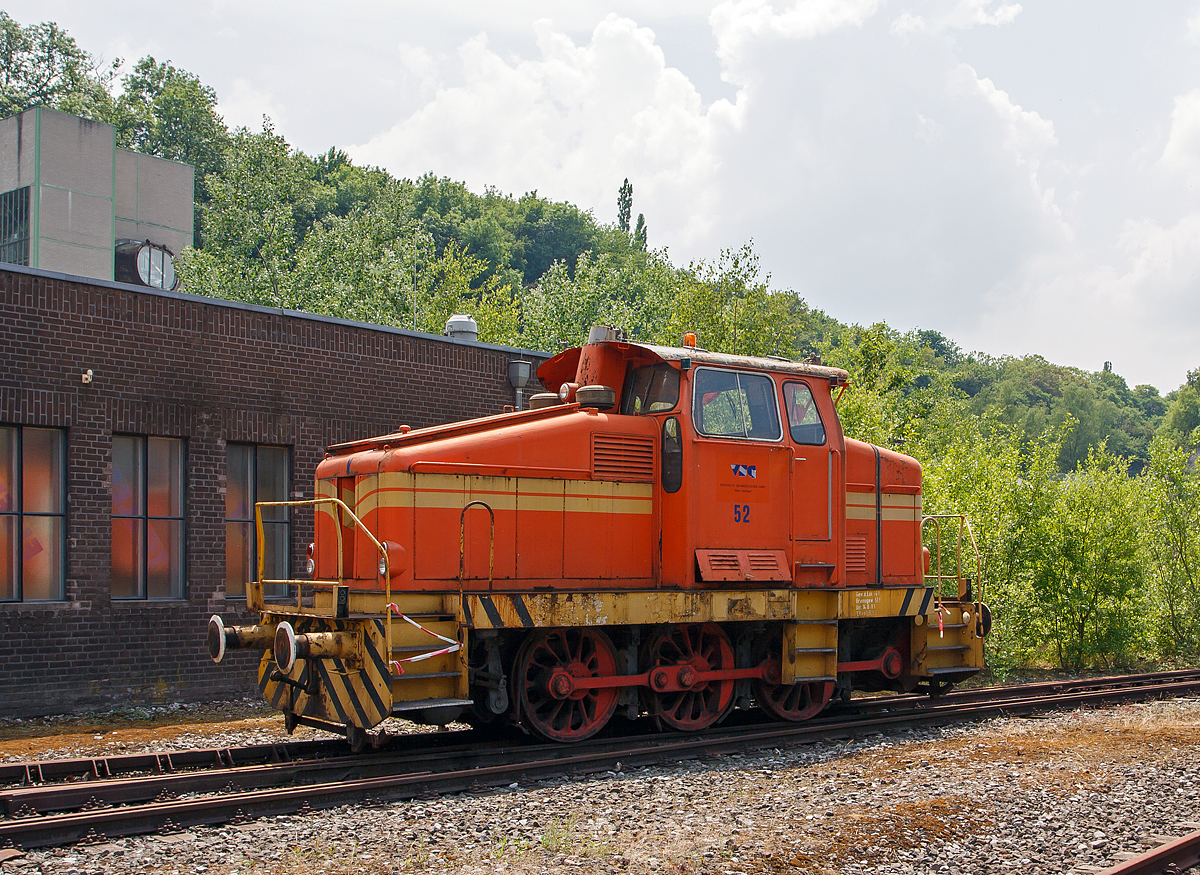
207, 327, 989, 746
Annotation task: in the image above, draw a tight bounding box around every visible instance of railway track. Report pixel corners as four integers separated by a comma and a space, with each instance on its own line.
2, 669, 1197, 850
1095, 823, 1200, 875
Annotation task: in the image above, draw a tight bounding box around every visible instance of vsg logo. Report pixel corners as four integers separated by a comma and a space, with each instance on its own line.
730, 464, 757, 478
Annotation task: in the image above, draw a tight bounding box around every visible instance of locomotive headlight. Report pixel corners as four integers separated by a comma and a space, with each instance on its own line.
558, 384, 570, 401
304, 558, 316, 576
378, 542, 407, 579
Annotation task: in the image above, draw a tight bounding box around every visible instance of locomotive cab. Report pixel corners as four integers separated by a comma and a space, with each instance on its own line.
208, 327, 988, 747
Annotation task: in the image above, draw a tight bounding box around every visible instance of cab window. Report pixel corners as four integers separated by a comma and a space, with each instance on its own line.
693, 368, 781, 441
622, 363, 680, 415
784, 382, 827, 445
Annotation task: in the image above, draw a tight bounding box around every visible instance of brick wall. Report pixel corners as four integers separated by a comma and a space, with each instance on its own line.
0, 265, 547, 716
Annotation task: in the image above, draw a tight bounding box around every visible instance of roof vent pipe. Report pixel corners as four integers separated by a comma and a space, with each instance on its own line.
445, 314, 479, 341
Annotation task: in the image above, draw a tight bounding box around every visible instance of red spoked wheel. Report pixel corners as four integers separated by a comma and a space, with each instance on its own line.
645, 623, 736, 732
755, 658, 834, 722
514, 628, 620, 743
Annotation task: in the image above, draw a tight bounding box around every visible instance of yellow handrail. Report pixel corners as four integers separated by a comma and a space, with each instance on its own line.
920, 514, 984, 612
253, 497, 395, 675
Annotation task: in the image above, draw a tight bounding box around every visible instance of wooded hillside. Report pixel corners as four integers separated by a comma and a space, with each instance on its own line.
5, 10, 1198, 672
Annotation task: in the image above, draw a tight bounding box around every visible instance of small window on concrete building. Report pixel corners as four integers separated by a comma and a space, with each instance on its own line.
0, 187, 30, 267
111, 436, 186, 599
225, 444, 290, 598
1, 426, 66, 601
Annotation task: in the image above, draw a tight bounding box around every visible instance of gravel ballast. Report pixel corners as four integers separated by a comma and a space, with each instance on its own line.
0, 696, 1197, 875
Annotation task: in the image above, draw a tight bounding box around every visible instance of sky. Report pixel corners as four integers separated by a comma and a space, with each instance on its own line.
11, 0, 1200, 391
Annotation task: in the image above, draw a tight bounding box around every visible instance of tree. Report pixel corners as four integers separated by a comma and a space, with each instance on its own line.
1159, 367, 1200, 450
617, 178, 633, 234
111, 57, 231, 247
112, 57, 228, 179
0, 11, 117, 120
1029, 445, 1145, 670
178, 122, 313, 305
633, 213, 647, 250
667, 243, 809, 358
1141, 436, 1200, 658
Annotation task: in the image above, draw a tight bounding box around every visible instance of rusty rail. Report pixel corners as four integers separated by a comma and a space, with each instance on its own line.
1, 671, 1198, 850
1098, 826, 1200, 875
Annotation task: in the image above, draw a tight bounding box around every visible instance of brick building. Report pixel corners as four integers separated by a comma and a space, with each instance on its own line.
0, 262, 547, 716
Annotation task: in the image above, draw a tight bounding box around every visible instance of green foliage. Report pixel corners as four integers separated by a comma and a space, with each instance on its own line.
111, 57, 228, 180
1141, 436, 1200, 658
617, 179, 632, 234
20, 10, 1200, 673
179, 123, 312, 305
1159, 367, 1200, 450
109, 56, 230, 247
1027, 446, 1146, 670
0, 11, 117, 119
667, 244, 810, 358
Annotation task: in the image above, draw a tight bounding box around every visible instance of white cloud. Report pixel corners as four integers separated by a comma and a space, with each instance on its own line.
397, 43, 441, 97
1160, 88, 1200, 182
31, 0, 1181, 389
891, 0, 1022, 36
963, 66, 1056, 159
975, 211, 1200, 386
217, 79, 287, 131
351, 15, 741, 243
709, 0, 880, 80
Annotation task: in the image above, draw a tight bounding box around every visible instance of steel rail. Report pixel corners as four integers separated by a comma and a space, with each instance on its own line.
7, 668, 1195, 790
6, 668, 1198, 809
1098, 826, 1200, 874
842, 668, 1200, 715
1, 674, 1197, 850
0, 739, 348, 787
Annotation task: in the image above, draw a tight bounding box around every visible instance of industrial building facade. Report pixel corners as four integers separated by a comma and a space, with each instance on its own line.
0, 263, 546, 716
0, 106, 193, 286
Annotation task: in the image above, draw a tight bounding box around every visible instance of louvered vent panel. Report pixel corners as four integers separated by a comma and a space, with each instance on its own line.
747, 552, 780, 571
846, 535, 868, 573
708, 553, 741, 570
592, 434, 655, 482
696, 549, 791, 582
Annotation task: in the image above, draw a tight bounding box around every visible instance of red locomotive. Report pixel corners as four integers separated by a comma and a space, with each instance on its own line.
208, 327, 988, 746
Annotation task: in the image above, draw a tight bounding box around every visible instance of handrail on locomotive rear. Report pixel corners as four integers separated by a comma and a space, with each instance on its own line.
252, 498, 397, 676
921, 514, 984, 612
458, 500, 495, 593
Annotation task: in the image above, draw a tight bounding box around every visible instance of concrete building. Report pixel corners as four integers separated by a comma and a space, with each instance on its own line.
0, 261, 546, 716
0, 106, 193, 288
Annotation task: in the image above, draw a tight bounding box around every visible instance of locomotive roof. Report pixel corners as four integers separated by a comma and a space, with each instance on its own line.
635, 343, 849, 383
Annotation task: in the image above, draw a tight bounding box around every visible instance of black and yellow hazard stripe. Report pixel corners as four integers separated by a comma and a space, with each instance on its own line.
258, 616, 393, 730
462, 593, 536, 629
898, 586, 934, 617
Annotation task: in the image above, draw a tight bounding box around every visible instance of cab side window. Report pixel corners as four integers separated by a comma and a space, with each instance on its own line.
783, 382, 827, 445
693, 368, 781, 441
621, 363, 680, 415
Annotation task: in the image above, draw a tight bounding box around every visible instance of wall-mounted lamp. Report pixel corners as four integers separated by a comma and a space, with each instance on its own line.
82, 369, 94, 385
508, 360, 532, 410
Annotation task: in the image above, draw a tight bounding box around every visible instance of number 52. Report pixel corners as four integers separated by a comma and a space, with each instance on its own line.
733, 504, 750, 523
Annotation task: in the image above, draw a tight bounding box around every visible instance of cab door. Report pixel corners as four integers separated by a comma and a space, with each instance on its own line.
688, 367, 792, 584
783, 381, 836, 586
